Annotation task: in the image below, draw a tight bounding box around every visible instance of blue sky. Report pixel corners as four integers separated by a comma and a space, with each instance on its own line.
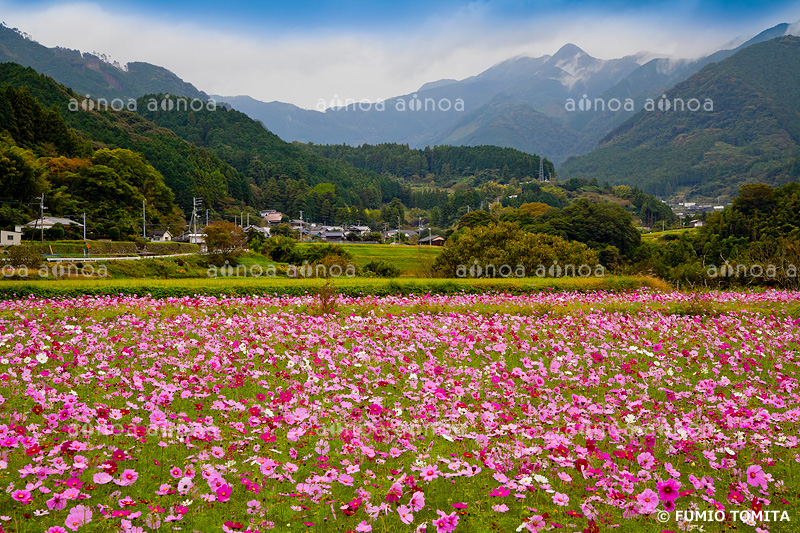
1, 0, 799, 107
8, 0, 799, 32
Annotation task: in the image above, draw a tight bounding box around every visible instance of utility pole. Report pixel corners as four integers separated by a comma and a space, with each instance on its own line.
39, 194, 45, 244
191, 197, 202, 236
142, 199, 146, 238
206, 210, 208, 227
397, 216, 400, 244
418, 216, 422, 246
83, 212, 86, 257
429, 226, 432, 246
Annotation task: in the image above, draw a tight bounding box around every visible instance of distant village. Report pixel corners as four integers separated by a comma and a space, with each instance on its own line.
6, 208, 446, 249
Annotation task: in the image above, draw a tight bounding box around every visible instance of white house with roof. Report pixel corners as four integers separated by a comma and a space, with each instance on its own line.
23, 217, 83, 230
1, 230, 22, 246
147, 229, 173, 242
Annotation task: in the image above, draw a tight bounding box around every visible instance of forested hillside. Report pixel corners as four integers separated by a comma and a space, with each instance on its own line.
0, 63, 247, 213
0, 82, 184, 238
561, 37, 800, 198
302, 143, 555, 188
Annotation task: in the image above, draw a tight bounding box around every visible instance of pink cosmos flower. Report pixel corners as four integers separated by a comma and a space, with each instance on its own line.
637, 488, 659, 513
12, 490, 32, 504
47, 492, 67, 511
385, 483, 403, 503
492, 504, 509, 512
420, 466, 440, 482
746, 465, 768, 490
409, 491, 425, 512
93, 472, 112, 485
46, 528, 68, 533
637, 452, 655, 470
398, 504, 414, 525
210, 446, 225, 459
433, 510, 459, 533
356, 521, 372, 532
64, 505, 92, 531
552, 492, 569, 506
489, 487, 510, 497
116, 469, 138, 486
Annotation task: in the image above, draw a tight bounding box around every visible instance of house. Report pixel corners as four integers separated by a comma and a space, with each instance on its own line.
290, 219, 309, 231
690, 220, 705, 228
260, 210, 284, 225
419, 235, 445, 246
175, 232, 207, 252
383, 229, 418, 240
1, 230, 22, 246
244, 225, 270, 237
23, 217, 83, 230
346, 225, 372, 236
324, 231, 345, 242
147, 229, 173, 242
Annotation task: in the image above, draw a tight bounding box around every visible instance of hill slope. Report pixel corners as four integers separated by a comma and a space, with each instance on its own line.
0, 24, 206, 102
560, 36, 800, 199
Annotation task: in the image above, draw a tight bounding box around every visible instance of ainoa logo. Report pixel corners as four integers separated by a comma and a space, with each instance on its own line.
316, 94, 465, 113
565, 94, 713, 112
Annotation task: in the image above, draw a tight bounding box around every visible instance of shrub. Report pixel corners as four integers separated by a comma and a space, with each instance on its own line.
6, 245, 43, 268
363, 260, 400, 278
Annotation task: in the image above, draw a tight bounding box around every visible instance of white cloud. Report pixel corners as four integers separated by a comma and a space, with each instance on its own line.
0, 1, 786, 109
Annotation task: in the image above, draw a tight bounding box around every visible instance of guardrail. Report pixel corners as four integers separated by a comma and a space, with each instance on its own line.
45, 253, 197, 263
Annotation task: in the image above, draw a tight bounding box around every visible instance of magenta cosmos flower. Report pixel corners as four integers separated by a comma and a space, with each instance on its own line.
657, 479, 681, 502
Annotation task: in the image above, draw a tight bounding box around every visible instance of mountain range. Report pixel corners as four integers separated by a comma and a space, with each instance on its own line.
1, 20, 799, 201
210, 22, 798, 163
560, 36, 800, 200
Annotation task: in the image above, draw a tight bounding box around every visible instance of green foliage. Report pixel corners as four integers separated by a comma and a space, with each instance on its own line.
204, 220, 246, 264
363, 260, 401, 278
0, 63, 241, 215
456, 210, 496, 230
506, 198, 641, 257
433, 222, 598, 277
0, 275, 660, 299
631, 182, 800, 287
303, 142, 553, 187
137, 96, 407, 217
5, 244, 43, 268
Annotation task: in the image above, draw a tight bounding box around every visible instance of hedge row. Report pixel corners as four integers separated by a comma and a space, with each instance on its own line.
0, 276, 659, 299
35, 241, 199, 256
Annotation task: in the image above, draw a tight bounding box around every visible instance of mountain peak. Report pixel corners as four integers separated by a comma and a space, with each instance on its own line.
551, 43, 589, 61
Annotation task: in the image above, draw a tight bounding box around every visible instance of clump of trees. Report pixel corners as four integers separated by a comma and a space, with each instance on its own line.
433, 222, 598, 278
203, 221, 246, 265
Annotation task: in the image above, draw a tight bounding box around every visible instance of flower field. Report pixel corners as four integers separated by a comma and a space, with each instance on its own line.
1, 290, 799, 533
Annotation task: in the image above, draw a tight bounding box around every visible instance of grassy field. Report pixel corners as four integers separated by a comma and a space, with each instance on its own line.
0, 275, 666, 298
296, 243, 442, 276
640, 227, 697, 242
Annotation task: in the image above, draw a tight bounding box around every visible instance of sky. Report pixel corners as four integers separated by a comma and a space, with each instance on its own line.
1, 0, 799, 109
